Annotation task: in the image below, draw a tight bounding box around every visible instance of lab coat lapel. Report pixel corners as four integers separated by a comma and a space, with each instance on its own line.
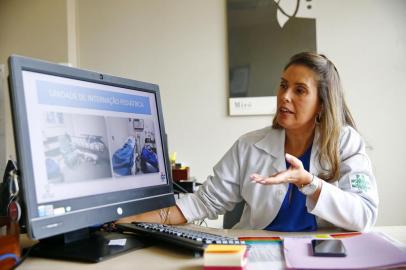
252, 128, 289, 228
254, 128, 286, 173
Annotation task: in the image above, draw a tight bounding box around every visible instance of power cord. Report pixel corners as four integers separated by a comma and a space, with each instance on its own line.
172, 180, 190, 194
198, 219, 208, 227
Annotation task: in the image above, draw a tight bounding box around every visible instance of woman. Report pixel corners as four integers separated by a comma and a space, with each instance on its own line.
118, 52, 378, 232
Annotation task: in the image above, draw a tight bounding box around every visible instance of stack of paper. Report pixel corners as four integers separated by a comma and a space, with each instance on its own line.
204, 244, 248, 270
283, 232, 406, 269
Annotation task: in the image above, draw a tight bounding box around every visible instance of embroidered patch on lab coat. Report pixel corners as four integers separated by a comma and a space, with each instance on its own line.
350, 174, 371, 192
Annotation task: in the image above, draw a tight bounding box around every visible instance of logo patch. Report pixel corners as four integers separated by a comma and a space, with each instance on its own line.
350, 174, 370, 192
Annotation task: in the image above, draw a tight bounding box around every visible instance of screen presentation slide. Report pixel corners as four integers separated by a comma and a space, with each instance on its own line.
106, 117, 160, 177
22, 71, 168, 204
42, 112, 112, 184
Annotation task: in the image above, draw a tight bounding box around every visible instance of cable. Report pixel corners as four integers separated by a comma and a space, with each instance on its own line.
172, 180, 190, 194
197, 219, 207, 227
10, 243, 36, 269
191, 218, 206, 226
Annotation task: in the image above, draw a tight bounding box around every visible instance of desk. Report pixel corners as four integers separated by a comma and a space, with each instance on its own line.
19, 225, 406, 270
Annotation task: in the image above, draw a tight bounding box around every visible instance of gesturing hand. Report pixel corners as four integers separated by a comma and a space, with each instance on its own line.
250, 153, 312, 187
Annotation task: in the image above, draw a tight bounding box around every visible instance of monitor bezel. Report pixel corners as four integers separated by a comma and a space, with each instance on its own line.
8, 55, 175, 240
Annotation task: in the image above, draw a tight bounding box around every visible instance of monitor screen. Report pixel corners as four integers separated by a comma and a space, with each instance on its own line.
8, 55, 175, 245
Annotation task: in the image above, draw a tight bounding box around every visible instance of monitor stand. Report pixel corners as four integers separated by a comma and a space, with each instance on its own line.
30, 227, 152, 262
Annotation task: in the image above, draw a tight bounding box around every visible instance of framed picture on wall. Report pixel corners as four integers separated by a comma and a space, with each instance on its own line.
227, 0, 317, 116
230, 65, 250, 97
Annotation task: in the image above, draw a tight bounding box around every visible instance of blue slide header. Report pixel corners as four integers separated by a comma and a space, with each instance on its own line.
36, 80, 151, 115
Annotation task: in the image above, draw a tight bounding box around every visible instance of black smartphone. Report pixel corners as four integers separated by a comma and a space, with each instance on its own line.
311, 239, 347, 257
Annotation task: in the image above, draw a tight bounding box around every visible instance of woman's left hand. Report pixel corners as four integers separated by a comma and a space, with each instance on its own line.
250, 153, 312, 187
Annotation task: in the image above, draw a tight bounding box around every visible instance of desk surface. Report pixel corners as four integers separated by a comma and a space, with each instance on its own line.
19, 225, 406, 270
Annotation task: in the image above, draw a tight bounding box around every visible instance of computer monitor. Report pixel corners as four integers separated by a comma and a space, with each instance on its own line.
8, 55, 175, 262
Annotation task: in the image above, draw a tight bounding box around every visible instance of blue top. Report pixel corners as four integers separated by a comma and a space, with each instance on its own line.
265, 144, 317, 232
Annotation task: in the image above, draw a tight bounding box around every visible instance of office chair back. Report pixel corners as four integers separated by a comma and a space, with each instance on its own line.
223, 201, 245, 229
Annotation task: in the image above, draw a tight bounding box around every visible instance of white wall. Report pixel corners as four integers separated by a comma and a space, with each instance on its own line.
315, 0, 406, 226
0, 0, 405, 227
0, 0, 69, 171
76, 0, 271, 183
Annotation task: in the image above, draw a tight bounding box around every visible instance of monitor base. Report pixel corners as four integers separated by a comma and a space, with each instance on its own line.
30, 229, 151, 263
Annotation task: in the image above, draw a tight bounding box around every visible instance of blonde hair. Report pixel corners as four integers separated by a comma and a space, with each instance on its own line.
272, 52, 356, 181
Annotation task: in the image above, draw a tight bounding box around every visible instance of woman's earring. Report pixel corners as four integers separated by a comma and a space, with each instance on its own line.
315, 112, 322, 124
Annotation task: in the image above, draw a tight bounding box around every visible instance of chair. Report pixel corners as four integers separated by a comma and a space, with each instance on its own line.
222, 201, 245, 229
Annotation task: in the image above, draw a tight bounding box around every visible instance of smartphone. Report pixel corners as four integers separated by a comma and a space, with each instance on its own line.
311, 239, 347, 257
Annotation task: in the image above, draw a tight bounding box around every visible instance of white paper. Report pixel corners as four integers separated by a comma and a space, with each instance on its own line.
246, 244, 285, 270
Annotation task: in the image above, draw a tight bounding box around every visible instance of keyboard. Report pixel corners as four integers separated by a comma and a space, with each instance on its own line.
116, 222, 245, 255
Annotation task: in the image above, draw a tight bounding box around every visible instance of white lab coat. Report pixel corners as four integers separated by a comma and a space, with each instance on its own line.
176, 126, 379, 232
